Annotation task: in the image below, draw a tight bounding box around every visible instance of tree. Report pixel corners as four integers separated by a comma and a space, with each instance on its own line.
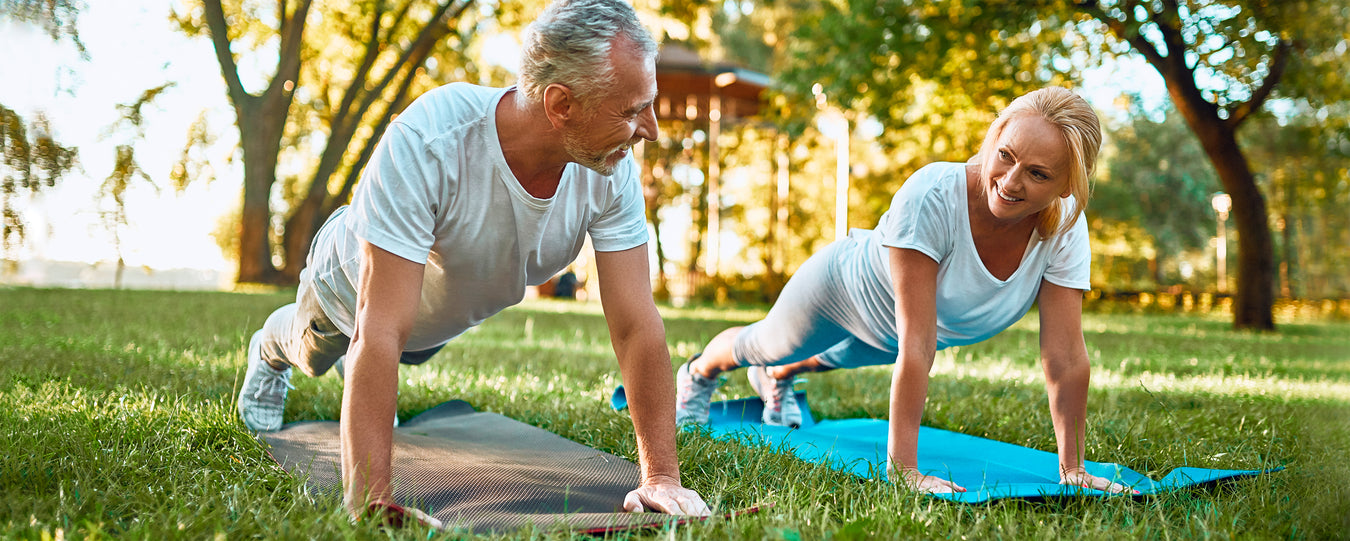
1072, 0, 1339, 329
1095, 98, 1219, 288
1, 108, 78, 266
778, 0, 1349, 329
173, 0, 484, 284
0, 0, 84, 267
1242, 105, 1350, 299
0, 0, 86, 56
97, 83, 176, 288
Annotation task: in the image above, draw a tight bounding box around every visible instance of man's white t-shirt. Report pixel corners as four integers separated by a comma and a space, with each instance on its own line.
842, 161, 1091, 351
305, 83, 649, 351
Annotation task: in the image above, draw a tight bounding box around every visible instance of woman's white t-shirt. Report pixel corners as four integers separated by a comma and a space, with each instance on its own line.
305, 83, 649, 351
843, 161, 1091, 351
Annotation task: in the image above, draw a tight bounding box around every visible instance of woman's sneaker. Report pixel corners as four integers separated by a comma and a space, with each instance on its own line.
238, 331, 294, 432
748, 366, 801, 428
675, 355, 721, 425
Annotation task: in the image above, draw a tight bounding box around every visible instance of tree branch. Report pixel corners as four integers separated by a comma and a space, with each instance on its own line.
330, 1, 388, 136
326, 1, 473, 217
1228, 38, 1292, 128
269, 0, 313, 102
1079, 0, 1167, 67
202, 0, 249, 106
1150, 0, 1190, 69
348, 0, 469, 132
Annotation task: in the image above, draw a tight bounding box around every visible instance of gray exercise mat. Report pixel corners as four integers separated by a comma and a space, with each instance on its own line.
260, 400, 678, 534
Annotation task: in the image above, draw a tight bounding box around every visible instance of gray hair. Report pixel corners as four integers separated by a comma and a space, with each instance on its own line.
518, 0, 658, 109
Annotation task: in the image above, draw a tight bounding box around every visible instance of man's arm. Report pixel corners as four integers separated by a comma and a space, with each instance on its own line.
341, 241, 425, 517
885, 247, 965, 492
1038, 281, 1131, 493
593, 244, 710, 516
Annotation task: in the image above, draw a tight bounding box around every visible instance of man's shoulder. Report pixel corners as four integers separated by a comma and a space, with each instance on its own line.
421, 82, 504, 107
398, 83, 506, 134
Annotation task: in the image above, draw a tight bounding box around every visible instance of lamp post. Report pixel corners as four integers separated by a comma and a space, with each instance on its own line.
812, 83, 850, 242
1211, 192, 1232, 294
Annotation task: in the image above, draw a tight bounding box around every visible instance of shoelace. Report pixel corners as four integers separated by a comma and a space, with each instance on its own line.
252, 369, 296, 401
678, 371, 722, 409
678, 377, 709, 407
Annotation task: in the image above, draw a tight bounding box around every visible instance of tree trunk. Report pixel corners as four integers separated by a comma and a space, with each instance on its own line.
237, 104, 286, 284
205, 0, 311, 285
1173, 111, 1275, 329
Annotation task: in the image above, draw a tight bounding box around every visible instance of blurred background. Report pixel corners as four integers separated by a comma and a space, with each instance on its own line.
2, 0, 1346, 329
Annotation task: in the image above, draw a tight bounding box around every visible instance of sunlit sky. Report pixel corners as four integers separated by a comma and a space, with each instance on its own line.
0, 0, 1165, 276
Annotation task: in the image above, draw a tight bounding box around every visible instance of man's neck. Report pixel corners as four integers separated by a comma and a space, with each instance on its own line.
495, 90, 568, 199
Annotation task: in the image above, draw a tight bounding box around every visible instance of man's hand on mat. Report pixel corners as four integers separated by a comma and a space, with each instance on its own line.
893, 467, 967, 493
623, 476, 711, 516
1060, 467, 1138, 494
363, 500, 445, 529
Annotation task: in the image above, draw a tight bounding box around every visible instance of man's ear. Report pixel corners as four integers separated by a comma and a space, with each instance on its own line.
542, 83, 575, 130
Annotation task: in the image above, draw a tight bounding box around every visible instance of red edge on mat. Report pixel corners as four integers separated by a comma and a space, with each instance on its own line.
576, 504, 770, 536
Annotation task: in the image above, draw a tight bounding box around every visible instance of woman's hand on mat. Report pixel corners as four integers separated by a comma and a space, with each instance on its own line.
1060, 467, 1138, 494
623, 475, 711, 516
894, 467, 967, 493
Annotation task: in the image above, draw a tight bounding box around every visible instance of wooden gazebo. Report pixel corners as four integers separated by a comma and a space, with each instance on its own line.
646, 44, 771, 277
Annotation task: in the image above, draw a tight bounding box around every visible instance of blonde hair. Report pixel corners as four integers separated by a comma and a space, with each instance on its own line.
974, 87, 1101, 237
518, 0, 658, 109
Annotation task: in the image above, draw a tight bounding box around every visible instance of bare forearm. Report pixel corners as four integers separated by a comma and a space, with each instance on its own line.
615, 327, 681, 483
887, 350, 932, 472
340, 338, 401, 515
1045, 359, 1091, 473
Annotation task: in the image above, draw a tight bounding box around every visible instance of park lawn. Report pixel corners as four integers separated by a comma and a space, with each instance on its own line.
0, 287, 1347, 540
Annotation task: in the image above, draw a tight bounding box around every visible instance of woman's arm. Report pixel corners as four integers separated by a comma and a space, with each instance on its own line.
887, 247, 965, 492
1038, 281, 1133, 493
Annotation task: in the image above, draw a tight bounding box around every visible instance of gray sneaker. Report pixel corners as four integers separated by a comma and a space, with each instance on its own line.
238, 331, 293, 432
675, 356, 721, 425
748, 366, 801, 428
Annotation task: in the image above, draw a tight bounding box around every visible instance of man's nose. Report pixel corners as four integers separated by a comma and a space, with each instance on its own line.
636, 104, 658, 141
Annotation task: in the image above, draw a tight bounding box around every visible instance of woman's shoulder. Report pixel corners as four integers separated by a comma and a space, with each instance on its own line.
899, 162, 967, 201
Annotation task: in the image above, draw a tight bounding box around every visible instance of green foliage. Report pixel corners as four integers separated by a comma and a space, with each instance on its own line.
0, 108, 78, 262
1243, 103, 1350, 298
759, 0, 1087, 285
1093, 99, 1221, 288
97, 84, 174, 286
0, 0, 87, 58
170, 111, 217, 192
777, 0, 1076, 150
1, 289, 1348, 538
0, 0, 84, 266
172, 0, 510, 282
1082, 0, 1304, 109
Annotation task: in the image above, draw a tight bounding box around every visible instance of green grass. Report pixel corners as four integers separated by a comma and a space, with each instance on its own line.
1, 287, 1347, 539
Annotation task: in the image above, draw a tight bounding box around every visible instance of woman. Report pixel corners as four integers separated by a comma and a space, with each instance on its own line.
675, 87, 1131, 494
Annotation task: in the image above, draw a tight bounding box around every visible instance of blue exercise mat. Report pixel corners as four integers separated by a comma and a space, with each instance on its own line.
613, 387, 1273, 503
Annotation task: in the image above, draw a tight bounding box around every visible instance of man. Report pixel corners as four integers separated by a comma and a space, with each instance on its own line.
236, 0, 710, 522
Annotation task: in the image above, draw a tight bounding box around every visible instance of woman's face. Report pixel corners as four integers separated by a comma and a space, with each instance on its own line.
981, 114, 1073, 224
